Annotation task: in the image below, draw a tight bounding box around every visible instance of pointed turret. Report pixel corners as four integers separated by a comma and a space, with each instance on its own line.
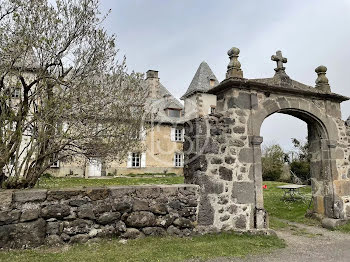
182, 61, 219, 118
181, 61, 219, 100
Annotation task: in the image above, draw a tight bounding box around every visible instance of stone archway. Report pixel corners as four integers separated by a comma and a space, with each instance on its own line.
254, 107, 337, 219
184, 48, 350, 230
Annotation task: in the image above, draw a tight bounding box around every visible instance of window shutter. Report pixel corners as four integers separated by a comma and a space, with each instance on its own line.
173, 153, 176, 167
140, 126, 146, 141
170, 127, 175, 142
141, 153, 146, 168
127, 153, 132, 168
181, 128, 185, 142
181, 153, 184, 167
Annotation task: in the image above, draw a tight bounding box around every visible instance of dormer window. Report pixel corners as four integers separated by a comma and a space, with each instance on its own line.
209, 78, 216, 87
166, 108, 181, 118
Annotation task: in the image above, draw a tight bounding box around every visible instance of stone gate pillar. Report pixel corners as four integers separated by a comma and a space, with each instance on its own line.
183, 46, 350, 230
184, 113, 268, 231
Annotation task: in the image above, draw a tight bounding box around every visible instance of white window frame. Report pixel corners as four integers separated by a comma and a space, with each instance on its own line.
174, 152, 183, 167
50, 154, 60, 168
131, 152, 141, 168
11, 88, 21, 98
174, 128, 183, 142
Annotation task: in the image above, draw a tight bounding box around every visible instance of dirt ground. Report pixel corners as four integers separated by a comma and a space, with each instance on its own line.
208, 222, 350, 262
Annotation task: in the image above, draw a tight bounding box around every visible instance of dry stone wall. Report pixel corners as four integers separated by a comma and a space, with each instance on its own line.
0, 185, 199, 249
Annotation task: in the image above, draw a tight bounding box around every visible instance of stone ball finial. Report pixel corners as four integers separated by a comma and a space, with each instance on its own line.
227, 47, 240, 57
226, 46, 243, 79
315, 65, 327, 74
315, 65, 331, 92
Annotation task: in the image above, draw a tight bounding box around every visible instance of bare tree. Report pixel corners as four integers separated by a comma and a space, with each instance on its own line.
0, 0, 148, 188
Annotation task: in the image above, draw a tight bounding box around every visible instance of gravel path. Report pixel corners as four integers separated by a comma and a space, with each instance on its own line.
209, 221, 350, 262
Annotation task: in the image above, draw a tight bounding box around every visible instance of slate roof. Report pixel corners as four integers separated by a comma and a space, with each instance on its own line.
13, 48, 40, 70
181, 61, 219, 99
146, 81, 184, 124
158, 83, 183, 109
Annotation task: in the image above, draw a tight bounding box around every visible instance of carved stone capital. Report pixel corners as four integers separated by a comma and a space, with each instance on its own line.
250, 136, 263, 146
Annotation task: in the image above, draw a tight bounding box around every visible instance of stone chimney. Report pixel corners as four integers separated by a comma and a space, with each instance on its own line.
146, 70, 159, 98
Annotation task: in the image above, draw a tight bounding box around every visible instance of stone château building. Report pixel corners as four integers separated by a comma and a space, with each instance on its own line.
49, 61, 219, 177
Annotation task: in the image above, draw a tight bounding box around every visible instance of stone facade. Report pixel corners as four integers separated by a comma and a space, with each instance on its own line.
48, 70, 185, 177
184, 114, 264, 230
0, 185, 199, 248
49, 124, 185, 177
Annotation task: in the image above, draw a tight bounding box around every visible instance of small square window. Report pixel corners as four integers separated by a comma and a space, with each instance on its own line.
174, 153, 183, 167
210, 106, 216, 114
132, 153, 141, 168
11, 88, 21, 98
175, 128, 183, 142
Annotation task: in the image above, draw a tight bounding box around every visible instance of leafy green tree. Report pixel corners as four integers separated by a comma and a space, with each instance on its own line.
290, 138, 310, 183
262, 144, 285, 181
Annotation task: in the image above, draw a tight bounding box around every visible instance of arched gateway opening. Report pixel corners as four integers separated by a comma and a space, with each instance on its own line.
184, 48, 350, 231
259, 108, 333, 218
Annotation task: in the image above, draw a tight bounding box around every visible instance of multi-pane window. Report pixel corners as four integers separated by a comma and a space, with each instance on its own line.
174, 153, 183, 167
175, 128, 183, 142
11, 88, 21, 98
132, 153, 141, 168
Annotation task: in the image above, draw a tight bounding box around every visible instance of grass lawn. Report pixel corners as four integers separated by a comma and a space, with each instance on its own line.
262, 181, 319, 228
0, 233, 285, 262
36, 176, 184, 189
335, 223, 350, 233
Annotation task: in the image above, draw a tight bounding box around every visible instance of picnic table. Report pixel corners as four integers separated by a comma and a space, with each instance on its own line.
276, 184, 306, 200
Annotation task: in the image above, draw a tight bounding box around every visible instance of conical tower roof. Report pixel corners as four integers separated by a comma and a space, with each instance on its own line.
181, 61, 219, 100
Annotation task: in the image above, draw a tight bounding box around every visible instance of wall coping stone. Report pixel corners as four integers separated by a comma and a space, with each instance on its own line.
13, 189, 48, 203
2, 184, 199, 203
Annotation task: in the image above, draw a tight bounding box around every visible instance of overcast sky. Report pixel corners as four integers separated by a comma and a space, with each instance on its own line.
100, 0, 350, 151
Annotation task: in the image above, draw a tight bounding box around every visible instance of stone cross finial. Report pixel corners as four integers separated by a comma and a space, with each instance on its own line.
226, 47, 243, 78
315, 65, 331, 92
271, 50, 287, 73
